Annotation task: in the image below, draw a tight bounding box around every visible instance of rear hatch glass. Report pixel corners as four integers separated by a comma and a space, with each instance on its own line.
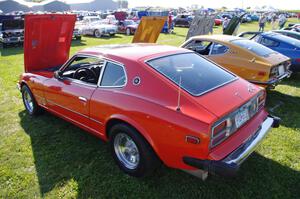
231, 39, 275, 57
147, 52, 236, 96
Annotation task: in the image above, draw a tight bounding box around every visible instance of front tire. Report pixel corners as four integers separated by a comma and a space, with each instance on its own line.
21, 85, 42, 116
126, 28, 131, 36
109, 123, 160, 177
94, 30, 102, 38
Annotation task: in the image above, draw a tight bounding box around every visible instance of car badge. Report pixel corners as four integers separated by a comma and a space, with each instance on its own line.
133, 76, 141, 85
235, 91, 243, 100
248, 84, 255, 93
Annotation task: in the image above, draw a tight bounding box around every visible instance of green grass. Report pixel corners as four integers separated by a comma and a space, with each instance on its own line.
0, 19, 299, 199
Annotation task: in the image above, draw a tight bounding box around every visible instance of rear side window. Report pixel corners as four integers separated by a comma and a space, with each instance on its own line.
211, 43, 229, 55
147, 53, 236, 96
101, 62, 126, 87
260, 38, 279, 47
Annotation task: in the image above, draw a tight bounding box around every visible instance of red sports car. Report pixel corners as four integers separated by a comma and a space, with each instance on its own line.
18, 14, 280, 179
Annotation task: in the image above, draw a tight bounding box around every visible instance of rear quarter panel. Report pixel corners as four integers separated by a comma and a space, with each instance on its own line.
89, 58, 217, 169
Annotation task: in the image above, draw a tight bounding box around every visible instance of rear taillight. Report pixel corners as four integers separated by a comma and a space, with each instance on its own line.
296, 58, 300, 63
210, 91, 265, 148
212, 120, 227, 137
257, 91, 266, 109
270, 66, 278, 78
211, 118, 233, 147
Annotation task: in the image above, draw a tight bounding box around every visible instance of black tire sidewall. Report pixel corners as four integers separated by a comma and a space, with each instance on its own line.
109, 124, 158, 177
21, 85, 39, 116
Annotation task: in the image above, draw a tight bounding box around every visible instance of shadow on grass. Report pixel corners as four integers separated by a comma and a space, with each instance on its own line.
266, 76, 300, 129
280, 73, 300, 88
0, 46, 24, 56
83, 34, 123, 40
18, 110, 300, 199
71, 39, 87, 47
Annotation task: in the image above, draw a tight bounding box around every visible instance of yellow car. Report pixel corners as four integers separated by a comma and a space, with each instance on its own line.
181, 35, 292, 89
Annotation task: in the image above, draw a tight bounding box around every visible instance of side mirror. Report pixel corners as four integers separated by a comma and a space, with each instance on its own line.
54, 71, 63, 80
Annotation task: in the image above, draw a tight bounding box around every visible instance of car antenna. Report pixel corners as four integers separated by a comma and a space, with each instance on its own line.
176, 74, 182, 112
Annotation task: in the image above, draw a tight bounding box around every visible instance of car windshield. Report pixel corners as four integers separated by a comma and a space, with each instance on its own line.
231, 39, 275, 57
2, 19, 24, 30
89, 18, 100, 22
147, 53, 236, 96
124, 20, 135, 25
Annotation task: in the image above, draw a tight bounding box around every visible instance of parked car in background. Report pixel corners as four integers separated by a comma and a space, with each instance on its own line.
173, 14, 194, 27
239, 31, 300, 72
282, 24, 300, 32
72, 26, 82, 40
0, 17, 24, 48
117, 20, 138, 35
214, 18, 222, 26
77, 16, 102, 26
272, 30, 300, 40
249, 14, 259, 21
181, 35, 291, 89
80, 20, 117, 38
20, 14, 280, 179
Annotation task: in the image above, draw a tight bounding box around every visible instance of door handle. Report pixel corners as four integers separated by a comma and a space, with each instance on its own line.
78, 96, 87, 102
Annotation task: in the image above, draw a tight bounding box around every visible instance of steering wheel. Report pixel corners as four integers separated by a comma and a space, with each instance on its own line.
73, 67, 97, 82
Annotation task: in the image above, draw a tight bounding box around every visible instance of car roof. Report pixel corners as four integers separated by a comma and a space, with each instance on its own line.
263, 32, 300, 46
273, 30, 300, 36
78, 43, 190, 62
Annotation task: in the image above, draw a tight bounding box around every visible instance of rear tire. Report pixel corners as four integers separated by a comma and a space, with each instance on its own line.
109, 123, 160, 177
21, 85, 42, 116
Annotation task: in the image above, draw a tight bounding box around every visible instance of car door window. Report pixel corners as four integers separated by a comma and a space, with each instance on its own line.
61, 56, 104, 84
100, 62, 126, 87
210, 43, 229, 55
185, 40, 212, 55
260, 38, 279, 47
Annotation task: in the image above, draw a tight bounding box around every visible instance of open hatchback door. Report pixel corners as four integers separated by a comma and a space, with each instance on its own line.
24, 14, 76, 72
132, 16, 166, 43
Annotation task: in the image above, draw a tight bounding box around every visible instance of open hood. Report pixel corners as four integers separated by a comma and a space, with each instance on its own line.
223, 13, 246, 36
186, 15, 215, 40
132, 16, 166, 43
24, 14, 76, 72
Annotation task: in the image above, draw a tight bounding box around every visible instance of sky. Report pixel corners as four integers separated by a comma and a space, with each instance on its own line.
127, 0, 300, 10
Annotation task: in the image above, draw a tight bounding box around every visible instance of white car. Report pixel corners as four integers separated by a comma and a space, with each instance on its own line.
79, 20, 118, 38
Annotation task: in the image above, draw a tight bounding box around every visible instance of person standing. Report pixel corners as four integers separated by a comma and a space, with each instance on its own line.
222, 17, 229, 33
271, 13, 277, 30
278, 14, 287, 29
258, 14, 267, 32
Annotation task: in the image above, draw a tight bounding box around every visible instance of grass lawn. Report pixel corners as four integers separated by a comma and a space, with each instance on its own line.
0, 19, 299, 199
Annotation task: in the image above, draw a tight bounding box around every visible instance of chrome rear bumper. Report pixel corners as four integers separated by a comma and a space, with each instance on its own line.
183, 116, 280, 177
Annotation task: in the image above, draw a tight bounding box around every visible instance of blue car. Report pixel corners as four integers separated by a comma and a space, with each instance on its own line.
239, 31, 300, 72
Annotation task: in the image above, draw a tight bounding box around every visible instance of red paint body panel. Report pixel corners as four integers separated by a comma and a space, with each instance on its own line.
20, 28, 269, 170
18, 44, 267, 169
24, 14, 76, 72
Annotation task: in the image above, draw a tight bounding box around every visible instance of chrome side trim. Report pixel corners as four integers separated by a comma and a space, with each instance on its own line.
46, 99, 103, 125
222, 117, 274, 165
46, 99, 90, 119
